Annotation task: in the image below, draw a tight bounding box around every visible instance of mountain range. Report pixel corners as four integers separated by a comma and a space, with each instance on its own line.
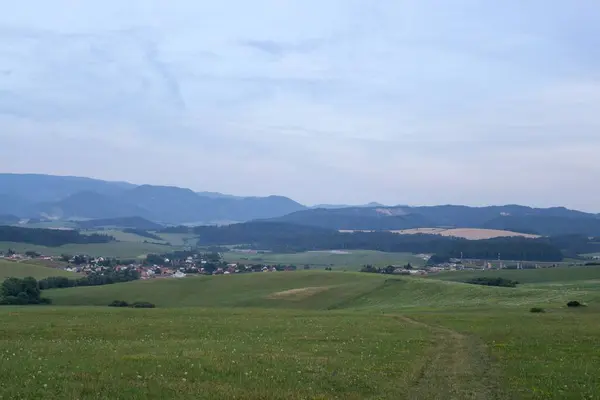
2, 173, 600, 237
265, 205, 600, 236
0, 174, 305, 225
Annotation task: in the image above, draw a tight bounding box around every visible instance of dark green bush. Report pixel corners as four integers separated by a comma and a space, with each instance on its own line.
567, 301, 584, 308
465, 277, 519, 288
108, 300, 130, 307
131, 301, 156, 309
530, 307, 545, 313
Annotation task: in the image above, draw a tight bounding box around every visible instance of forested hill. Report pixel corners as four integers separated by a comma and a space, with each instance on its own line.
265, 205, 600, 236
0, 173, 305, 224
189, 222, 565, 262
0, 226, 114, 247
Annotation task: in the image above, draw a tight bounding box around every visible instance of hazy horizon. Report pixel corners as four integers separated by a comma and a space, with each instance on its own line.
2, 1, 599, 211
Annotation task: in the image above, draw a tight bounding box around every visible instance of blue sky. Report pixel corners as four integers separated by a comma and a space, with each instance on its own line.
1, 1, 600, 210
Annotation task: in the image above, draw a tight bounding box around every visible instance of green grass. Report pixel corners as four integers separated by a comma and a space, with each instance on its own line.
3, 269, 600, 399
432, 266, 600, 284
85, 230, 157, 243
0, 307, 435, 399
0, 241, 178, 259
45, 270, 600, 310
223, 250, 425, 271
0, 259, 78, 280
410, 308, 600, 399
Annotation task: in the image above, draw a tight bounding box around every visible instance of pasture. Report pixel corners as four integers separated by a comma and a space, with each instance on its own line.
0, 259, 78, 280
2, 268, 600, 398
0, 241, 178, 259
223, 250, 425, 270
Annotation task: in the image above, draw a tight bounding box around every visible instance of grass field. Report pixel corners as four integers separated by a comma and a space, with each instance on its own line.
0, 259, 78, 280
2, 268, 600, 398
223, 250, 425, 270
0, 241, 178, 259
432, 266, 600, 284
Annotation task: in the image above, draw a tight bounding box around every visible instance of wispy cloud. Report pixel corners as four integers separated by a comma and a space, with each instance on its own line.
1, 1, 600, 210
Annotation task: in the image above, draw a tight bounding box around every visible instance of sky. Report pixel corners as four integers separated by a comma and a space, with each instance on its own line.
1, 1, 600, 211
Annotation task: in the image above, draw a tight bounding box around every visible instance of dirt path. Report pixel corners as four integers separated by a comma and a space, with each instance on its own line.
393, 315, 508, 400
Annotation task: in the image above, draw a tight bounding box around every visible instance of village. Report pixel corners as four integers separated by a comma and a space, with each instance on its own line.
0, 249, 304, 281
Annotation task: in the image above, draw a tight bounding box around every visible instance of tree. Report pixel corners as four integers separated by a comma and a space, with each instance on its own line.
404, 263, 413, 270
60, 254, 72, 263
0, 277, 50, 305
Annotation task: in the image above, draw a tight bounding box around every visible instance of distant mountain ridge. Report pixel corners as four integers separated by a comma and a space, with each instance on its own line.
0, 174, 305, 225
265, 205, 600, 236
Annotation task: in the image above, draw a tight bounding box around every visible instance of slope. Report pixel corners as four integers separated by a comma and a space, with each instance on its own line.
45, 270, 600, 309
0, 259, 78, 280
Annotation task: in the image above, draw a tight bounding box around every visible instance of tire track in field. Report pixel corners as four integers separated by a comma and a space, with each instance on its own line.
393, 315, 508, 400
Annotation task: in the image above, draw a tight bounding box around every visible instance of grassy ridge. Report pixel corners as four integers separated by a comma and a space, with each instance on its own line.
431, 266, 600, 284
0, 259, 78, 280
45, 270, 600, 310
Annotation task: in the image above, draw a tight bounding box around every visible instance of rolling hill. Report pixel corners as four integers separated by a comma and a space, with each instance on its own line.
45, 269, 600, 309
266, 205, 600, 236
0, 259, 78, 280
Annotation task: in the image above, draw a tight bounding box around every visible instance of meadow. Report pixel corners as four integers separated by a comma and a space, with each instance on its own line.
0, 241, 177, 259
223, 250, 425, 271
1, 265, 600, 398
0, 259, 78, 280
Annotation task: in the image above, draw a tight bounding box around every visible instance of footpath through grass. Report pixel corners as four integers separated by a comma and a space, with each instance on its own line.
3, 270, 600, 399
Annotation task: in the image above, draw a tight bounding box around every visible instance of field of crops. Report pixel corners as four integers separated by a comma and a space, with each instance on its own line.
2, 267, 600, 399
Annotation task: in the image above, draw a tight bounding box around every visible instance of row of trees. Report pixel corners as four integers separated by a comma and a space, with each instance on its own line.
187, 222, 565, 262
38, 269, 140, 290
360, 264, 413, 274
0, 277, 51, 305
0, 226, 114, 247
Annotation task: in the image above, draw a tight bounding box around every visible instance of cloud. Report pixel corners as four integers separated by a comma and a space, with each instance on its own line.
1, 1, 600, 210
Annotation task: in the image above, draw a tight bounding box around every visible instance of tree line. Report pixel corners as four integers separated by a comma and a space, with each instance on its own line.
186, 222, 565, 262
38, 269, 140, 290
0, 226, 114, 247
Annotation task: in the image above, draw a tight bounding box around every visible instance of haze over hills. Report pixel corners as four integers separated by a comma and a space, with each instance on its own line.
0, 173, 305, 225
2, 173, 600, 236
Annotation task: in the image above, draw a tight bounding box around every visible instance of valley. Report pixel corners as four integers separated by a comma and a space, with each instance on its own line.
2, 173, 600, 399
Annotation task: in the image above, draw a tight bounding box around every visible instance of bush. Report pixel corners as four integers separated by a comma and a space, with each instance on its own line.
530, 307, 545, 313
466, 277, 519, 288
567, 301, 584, 308
108, 300, 130, 307
130, 301, 156, 309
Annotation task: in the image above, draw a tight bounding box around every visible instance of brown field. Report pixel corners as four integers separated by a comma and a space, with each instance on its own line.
340, 228, 539, 240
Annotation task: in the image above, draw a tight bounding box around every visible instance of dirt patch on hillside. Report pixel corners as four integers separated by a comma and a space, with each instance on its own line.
267, 287, 330, 300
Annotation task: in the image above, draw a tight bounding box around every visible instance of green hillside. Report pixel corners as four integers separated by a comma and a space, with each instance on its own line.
223, 250, 425, 270
0, 241, 177, 258
4, 269, 600, 399
431, 266, 600, 284
0, 259, 78, 280
45, 270, 600, 310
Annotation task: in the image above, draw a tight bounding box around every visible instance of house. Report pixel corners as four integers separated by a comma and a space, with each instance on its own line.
173, 271, 186, 278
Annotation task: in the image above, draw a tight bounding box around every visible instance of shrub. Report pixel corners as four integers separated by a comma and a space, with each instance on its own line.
530, 307, 545, 313
108, 300, 130, 307
567, 301, 584, 308
465, 277, 519, 288
130, 301, 156, 309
